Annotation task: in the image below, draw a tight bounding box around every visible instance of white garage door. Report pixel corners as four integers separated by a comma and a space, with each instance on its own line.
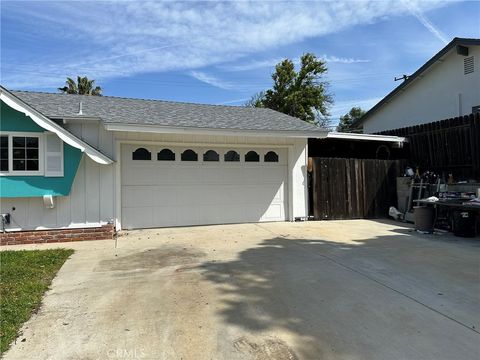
121, 144, 288, 229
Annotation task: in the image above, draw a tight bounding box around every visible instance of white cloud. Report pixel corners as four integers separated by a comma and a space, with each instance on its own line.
1, 0, 450, 88
217, 98, 250, 105
402, 0, 449, 44
222, 54, 369, 72
189, 71, 233, 90
222, 58, 285, 72
321, 55, 370, 64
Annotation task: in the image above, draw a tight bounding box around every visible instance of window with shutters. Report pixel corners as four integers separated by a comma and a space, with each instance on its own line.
0, 132, 44, 175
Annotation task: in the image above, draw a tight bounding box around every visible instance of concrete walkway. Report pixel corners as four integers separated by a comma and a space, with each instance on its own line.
3, 220, 480, 360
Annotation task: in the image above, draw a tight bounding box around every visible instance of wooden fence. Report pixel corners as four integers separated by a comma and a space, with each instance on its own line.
311, 158, 406, 220
377, 113, 480, 180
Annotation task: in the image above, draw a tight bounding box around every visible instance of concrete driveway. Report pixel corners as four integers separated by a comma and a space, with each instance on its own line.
3, 220, 480, 360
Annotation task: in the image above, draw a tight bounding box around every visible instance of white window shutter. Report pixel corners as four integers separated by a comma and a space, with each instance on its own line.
44, 133, 64, 177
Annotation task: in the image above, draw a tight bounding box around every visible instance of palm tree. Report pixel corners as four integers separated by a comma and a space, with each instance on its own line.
58, 76, 102, 96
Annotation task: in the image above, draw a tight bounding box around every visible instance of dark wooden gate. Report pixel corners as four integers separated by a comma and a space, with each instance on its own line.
311, 158, 406, 220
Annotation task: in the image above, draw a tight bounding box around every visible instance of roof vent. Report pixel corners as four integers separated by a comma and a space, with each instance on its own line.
456, 45, 469, 56
464, 56, 474, 75
78, 101, 83, 115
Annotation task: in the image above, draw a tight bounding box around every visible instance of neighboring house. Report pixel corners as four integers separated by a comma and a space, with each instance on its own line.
0, 86, 326, 242
358, 38, 480, 133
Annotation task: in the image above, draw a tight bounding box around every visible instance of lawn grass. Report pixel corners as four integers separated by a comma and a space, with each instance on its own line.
0, 249, 74, 354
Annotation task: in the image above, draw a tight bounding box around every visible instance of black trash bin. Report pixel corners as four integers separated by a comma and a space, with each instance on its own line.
414, 206, 435, 233
451, 210, 476, 237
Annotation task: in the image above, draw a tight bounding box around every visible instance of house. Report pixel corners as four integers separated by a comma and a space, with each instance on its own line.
358, 38, 480, 133
0, 86, 326, 243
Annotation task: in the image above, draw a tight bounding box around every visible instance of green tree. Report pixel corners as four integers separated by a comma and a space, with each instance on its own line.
246, 53, 332, 127
58, 76, 102, 96
244, 91, 265, 108
336, 107, 365, 133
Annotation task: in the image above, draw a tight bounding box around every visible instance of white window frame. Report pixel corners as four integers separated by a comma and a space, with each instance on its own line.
0, 132, 44, 176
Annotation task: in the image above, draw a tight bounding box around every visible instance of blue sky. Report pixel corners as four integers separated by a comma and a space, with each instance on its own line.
1, 1, 479, 127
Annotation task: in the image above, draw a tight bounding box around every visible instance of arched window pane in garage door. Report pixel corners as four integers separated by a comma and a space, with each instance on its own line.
203, 150, 219, 162
224, 150, 240, 162
181, 149, 198, 161
264, 151, 279, 162
132, 148, 151, 160
245, 151, 259, 162
157, 149, 175, 161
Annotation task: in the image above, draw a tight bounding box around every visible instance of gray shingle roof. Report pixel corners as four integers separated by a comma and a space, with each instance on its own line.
11, 90, 323, 133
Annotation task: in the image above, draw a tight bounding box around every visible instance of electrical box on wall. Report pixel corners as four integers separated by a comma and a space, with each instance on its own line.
1, 213, 11, 225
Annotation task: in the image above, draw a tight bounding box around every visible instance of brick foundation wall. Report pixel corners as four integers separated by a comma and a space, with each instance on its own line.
0, 224, 115, 246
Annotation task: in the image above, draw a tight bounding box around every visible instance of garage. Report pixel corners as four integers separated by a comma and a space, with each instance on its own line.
5, 88, 324, 235
121, 144, 288, 229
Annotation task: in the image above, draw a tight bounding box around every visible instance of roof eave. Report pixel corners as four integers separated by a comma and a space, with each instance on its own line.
356, 37, 480, 126
0, 86, 114, 165
103, 123, 327, 139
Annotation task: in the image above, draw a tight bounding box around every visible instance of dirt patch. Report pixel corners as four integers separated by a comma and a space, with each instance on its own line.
233, 336, 298, 360
96, 246, 205, 272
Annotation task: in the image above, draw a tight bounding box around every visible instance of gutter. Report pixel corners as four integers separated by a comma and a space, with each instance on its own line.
326, 132, 407, 143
